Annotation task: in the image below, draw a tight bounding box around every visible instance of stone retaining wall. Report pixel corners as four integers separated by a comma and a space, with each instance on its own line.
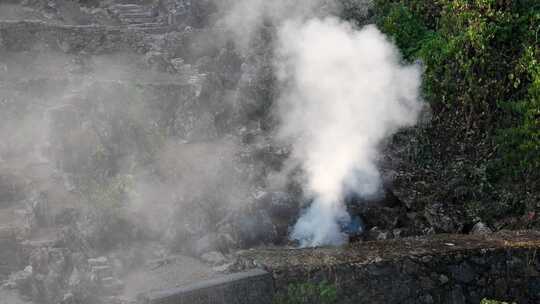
237, 231, 540, 304
139, 269, 274, 304
0, 21, 147, 53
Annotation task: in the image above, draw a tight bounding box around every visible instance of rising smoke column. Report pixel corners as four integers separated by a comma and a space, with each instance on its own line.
275, 18, 422, 247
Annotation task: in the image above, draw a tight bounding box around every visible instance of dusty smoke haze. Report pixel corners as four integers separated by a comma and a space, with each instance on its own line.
275, 19, 423, 247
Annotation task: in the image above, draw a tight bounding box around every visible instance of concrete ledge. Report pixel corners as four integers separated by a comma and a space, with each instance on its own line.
139, 269, 274, 304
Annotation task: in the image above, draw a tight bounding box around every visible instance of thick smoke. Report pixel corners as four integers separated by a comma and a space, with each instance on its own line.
216, 0, 337, 51
275, 19, 423, 246
219, 0, 423, 247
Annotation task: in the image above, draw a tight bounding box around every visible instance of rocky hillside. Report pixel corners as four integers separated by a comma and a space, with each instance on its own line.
0, 0, 537, 303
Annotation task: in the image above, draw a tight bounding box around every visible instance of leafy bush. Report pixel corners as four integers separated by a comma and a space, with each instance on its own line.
375, 0, 540, 179
273, 281, 338, 304
371, 0, 540, 224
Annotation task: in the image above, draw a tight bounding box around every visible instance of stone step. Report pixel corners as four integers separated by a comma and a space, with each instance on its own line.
120, 16, 157, 24
110, 5, 155, 15
127, 22, 164, 28
127, 24, 169, 34
119, 12, 156, 18
20, 238, 59, 249
92, 265, 114, 279
132, 27, 169, 34
111, 7, 145, 12
110, 4, 143, 10
101, 277, 124, 295
0, 77, 193, 88
112, 9, 148, 16
88, 256, 108, 267
0, 21, 147, 54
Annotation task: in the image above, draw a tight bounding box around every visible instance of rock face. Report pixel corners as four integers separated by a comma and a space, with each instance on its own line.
236, 231, 540, 304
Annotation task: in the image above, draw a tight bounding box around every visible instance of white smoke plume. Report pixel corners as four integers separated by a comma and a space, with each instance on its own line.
215, 0, 337, 51
218, 0, 423, 246
275, 18, 423, 247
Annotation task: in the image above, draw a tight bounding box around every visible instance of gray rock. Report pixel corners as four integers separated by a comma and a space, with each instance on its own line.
91, 265, 113, 279
439, 274, 449, 285
449, 262, 475, 284
470, 222, 492, 235
61, 292, 74, 304
212, 262, 234, 273
366, 227, 390, 241
88, 257, 108, 267
68, 268, 81, 288
201, 251, 227, 266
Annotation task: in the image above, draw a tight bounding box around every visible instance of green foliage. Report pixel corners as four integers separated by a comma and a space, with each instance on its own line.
498, 46, 540, 178
371, 0, 540, 224
376, 1, 432, 60
375, 0, 540, 179
273, 281, 338, 304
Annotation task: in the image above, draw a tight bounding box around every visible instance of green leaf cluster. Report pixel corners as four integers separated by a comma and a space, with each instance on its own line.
273, 281, 338, 304
375, 0, 540, 181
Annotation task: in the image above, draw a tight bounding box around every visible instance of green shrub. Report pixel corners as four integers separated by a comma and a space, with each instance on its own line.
376, 0, 539, 166
370, 0, 540, 223
374, 0, 540, 182
273, 281, 338, 304
498, 46, 540, 179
